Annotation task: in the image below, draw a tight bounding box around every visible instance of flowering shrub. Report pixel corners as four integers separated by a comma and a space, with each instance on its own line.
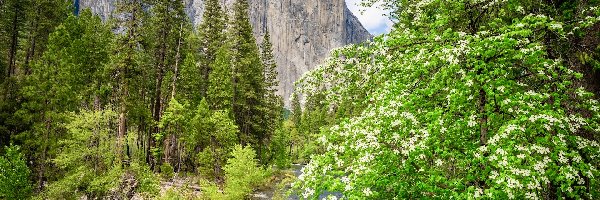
293, 0, 600, 199
0, 145, 32, 200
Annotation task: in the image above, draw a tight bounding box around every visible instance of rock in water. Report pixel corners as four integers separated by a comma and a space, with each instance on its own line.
79, 0, 372, 106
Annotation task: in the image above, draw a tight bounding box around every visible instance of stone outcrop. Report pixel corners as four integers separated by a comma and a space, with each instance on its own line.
79, 0, 372, 106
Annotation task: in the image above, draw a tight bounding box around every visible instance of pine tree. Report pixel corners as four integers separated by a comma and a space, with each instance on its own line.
260, 31, 278, 98
0, 0, 69, 148
1, 0, 28, 78
258, 30, 283, 162
21, 0, 70, 73
145, 0, 187, 169
207, 42, 234, 112
230, 0, 264, 147
111, 0, 145, 164
17, 10, 112, 189
197, 0, 227, 99
0, 0, 31, 145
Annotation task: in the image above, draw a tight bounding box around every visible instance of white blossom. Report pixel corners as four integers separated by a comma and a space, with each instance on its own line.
303, 188, 315, 199
474, 187, 483, 198
363, 187, 373, 196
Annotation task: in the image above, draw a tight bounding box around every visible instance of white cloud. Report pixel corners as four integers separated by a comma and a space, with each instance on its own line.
346, 0, 393, 35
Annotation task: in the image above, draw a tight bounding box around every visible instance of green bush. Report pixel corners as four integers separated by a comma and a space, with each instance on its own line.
222, 145, 267, 199
196, 148, 220, 180
161, 163, 175, 179
156, 188, 194, 200
129, 162, 160, 197
0, 145, 33, 200
198, 179, 225, 200
200, 145, 268, 200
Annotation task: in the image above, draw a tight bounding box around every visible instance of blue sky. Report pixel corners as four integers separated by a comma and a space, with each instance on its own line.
346, 0, 393, 35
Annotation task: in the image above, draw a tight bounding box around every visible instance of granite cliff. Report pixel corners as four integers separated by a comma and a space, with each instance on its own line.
79, 0, 372, 106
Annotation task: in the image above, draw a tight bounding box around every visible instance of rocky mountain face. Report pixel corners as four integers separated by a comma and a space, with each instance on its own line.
79, 0, 372, 106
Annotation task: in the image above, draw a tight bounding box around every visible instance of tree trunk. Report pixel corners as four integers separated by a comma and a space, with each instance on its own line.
152, 28, 168, 169
38, 111, 50, 190
177, 134, 182, 172
171, 23, 183, 99
119, 0, 139, 165
163, 130, 171, 165
152, 66, 164, 168
93, 95, 100, 174
24, 6, 40, 74
8, 4, 20, 77
118, 109, 127, 160
211, 136, 223, 184
478, 88, 488, 145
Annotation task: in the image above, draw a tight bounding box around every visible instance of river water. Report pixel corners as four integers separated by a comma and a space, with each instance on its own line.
252, 164, 343, 200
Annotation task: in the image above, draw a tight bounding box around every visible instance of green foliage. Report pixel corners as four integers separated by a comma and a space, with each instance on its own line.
198, 145, 268, 200
43, 109, 121, 199
129, 162, 160, 197
270, 120, 293, 168
198, 179, 225, 200
196, 148, 218, 179
0, 145, 33, 200
160, 163, 175, 179
12, 10, 114, 189
208, 42, 234, 112
294, 0, 600, 199
293, 104, 330, 163
290, 93, 302, 125
0, 0, 289, 200
156, 188, 194, 200
0, 0, 290, 198
258, 30, 284, 163
189, 99, 238, 181
158, 99, 190, 166
223, 145, 268, 199
198, 0, 228, 99
230, 0, 269, 148
0, 0, 70, 147
184, 99, 211, 158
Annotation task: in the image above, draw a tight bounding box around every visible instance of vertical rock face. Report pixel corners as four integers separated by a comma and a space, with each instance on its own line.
79, 0, 372, 106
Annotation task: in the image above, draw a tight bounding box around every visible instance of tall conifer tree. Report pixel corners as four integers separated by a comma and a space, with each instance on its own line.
259, 31, 283, 161
230, 0, 264, 147
146, 0, 187, 168
111, 0, 145, 164
208, 42, 234, 112
197, 0, 227, 99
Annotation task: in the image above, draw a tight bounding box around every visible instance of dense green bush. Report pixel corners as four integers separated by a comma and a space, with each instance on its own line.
201, 145, 268, 199
223, 145, 268, 199
129, 162, 160, 197
0, 145, 33, 200
161, 163, 175, 179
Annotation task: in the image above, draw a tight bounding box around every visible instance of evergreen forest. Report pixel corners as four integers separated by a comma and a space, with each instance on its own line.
1, 0, 600, 199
